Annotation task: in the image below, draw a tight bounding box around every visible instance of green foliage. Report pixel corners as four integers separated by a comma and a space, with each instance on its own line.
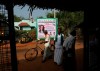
15, 29, 36, 43
46, 12, 54, 18
0, 14, 6, 19
27, 29, 36, 40
14, 15, 22, 22
46, 11, 84, 36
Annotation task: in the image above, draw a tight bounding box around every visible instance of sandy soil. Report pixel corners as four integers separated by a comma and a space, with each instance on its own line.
16, 39, 84, 71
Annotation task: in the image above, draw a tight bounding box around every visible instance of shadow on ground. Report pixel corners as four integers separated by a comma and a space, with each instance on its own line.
17, 40, 84, 71
75, 48, 83, 71
18, 56, 64, 71
17, 48, 83, 71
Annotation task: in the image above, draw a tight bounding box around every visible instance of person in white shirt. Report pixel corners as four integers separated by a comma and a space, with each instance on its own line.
54, 27, 64, 65
63, 30, 76, 71
41, 30, 52, 63
63, 29, 76, 57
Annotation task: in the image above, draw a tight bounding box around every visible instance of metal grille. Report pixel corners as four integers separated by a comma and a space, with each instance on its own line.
0, 5, 12, 71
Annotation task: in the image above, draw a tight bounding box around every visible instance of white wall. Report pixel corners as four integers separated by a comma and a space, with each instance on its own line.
22, 27, 31, 30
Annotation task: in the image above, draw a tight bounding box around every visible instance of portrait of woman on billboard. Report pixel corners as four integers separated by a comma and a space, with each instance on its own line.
39, 25, 45, 33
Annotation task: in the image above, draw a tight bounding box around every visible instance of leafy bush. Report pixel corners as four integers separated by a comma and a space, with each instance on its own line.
15, 29, 36, 43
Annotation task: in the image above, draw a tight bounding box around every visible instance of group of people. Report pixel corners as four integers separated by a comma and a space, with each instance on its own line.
41, 27, 76, 67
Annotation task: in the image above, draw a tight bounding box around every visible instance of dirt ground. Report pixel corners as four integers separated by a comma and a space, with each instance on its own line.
16, 39, 83, 71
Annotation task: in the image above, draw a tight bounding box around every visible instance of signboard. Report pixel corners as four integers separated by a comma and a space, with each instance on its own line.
36, 18, 58, 40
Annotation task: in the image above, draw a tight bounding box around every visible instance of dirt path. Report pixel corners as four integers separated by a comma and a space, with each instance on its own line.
17, 40, 83, 71
75, 40, 84, 71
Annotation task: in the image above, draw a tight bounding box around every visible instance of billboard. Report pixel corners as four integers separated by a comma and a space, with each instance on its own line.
36, 18, 58, 40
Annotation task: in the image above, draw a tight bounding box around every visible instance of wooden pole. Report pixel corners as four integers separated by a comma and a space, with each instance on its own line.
6, 2, 18, 71
83, 16, 89, 71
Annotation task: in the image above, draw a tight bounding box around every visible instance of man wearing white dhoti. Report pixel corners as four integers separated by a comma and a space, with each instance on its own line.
54, 27, 64, 65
